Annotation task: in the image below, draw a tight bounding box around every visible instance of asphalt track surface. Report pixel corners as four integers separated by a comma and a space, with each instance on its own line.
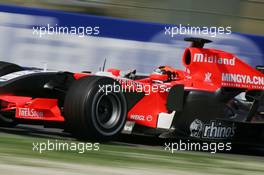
1, 124, 264, 175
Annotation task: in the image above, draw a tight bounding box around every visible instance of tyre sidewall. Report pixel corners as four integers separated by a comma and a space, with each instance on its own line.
83, 78, 127, 137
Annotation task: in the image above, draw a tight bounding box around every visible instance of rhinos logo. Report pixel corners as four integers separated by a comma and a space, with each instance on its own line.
190, 119, 203, 138
190, 119, 236, 139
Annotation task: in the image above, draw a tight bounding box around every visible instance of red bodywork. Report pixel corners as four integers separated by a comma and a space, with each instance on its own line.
0, 48, 263, 128
0, 95, 64, 121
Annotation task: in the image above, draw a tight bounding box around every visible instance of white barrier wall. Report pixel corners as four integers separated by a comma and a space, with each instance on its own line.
0, 11, 263, 74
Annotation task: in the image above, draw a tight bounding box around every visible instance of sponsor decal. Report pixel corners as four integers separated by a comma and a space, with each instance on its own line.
193, 53, 235, 66
190, 119, 203, 137
130, 114, 153, 121
130, 114, 145, 121
202, 121, 236, 139
204, 72, 212, 82
146, 115, 153, 122
222, 73, 264, 86
18, 108, 44, 118
190, 119, 236, 139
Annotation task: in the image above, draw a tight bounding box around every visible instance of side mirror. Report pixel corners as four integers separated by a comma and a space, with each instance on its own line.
256, 65, 264, 73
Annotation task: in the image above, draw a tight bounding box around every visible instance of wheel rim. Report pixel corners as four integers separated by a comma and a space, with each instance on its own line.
95, 93, 121, 129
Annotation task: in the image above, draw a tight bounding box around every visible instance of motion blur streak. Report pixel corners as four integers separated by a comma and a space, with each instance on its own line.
0, 5, 263, 73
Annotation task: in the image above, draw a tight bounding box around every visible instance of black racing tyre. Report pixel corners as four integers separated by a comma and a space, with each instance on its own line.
64, 76, 127, 141
0, 61, 23, 127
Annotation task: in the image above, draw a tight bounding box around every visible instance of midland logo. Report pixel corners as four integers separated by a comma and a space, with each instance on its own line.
190, 119, 236, 139
193, 53, 236, 66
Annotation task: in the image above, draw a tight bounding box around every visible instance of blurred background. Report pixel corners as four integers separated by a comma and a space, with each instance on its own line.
1, 0, 263, 35
0, 0, 263, 73
0, 1, 264, 175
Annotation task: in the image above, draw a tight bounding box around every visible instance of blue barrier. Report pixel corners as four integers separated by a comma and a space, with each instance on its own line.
0, 4, 263, 72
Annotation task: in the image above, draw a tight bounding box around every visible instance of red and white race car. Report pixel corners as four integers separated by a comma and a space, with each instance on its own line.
0, 38, 263, 143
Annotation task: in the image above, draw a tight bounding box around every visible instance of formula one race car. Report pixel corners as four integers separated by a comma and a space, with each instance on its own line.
0, 38, 263, 144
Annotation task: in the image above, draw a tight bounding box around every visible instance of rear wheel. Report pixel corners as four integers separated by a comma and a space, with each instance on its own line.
64, 76, 127, 141
0, 61, 23, 127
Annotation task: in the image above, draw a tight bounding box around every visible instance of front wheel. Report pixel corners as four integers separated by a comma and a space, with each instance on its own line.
64, 76, 127, 141
0, 61, 23, 127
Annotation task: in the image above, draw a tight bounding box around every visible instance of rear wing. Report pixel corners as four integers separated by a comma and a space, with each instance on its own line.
182, 47, 264, 91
